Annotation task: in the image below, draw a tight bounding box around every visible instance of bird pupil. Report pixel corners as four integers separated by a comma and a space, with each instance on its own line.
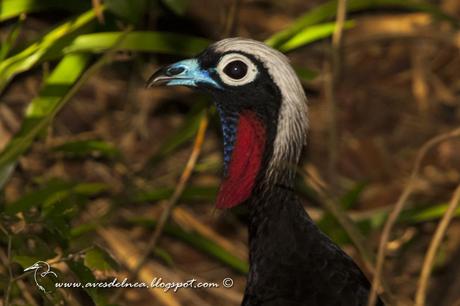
223, 60, 248, 80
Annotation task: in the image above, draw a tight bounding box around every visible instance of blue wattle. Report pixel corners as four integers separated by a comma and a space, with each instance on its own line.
216, 106, 238, 176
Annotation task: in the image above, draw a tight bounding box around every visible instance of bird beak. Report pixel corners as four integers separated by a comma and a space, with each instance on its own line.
24, 264, 38, 272
146, 59, 221, 89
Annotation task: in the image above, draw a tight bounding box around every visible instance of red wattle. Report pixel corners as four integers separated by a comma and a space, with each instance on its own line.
216, 111, 266, 209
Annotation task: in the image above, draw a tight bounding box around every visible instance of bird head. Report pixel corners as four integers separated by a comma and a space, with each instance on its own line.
148, 38, 308, 209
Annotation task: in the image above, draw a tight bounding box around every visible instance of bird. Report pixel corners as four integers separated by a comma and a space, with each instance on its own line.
24, 261, 58, 293
147, 38, 384, 306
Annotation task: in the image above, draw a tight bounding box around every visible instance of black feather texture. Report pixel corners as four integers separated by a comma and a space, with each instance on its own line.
242, 184, 384, 306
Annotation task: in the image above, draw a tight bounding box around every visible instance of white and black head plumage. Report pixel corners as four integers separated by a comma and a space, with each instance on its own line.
148, 38, 308, 207
212, 38, 308, 183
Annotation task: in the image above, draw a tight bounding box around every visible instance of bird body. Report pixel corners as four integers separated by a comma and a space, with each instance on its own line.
148, 38, 384, 306
243, 185, 376, 306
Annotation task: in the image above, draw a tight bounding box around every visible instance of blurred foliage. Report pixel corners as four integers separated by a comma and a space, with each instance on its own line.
0, 0, 458, 305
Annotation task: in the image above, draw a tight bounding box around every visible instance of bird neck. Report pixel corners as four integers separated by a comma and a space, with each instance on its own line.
247, 182, 301, 229
244, 183, 316, 301
243, 181, 379, 306
214, 103, 303, 209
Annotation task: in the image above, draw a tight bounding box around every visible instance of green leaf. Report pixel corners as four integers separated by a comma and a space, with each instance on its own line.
294, 67, 318, 82
317, 183, 367, 245
402, 203, 460, 223
68, 260, 109, 306
52, 139, 120, 159
73, 182, 108, 196
161, 0, 188, 15
0, 53, 91, 184
12, 255, 41, 268
132, 185, 217, 203
340, 182, 367, 210
153, 247, 175, 267
44, 212, 73, 243
0, 9, 97, 92
147, 103, 208, 167
266, 0, 342, 48
84, 247, 118, 272
1, 29, 208, 93
64, 31, 210, 57
334, 201, 460, 236
266, 0, 458, 49
13, 235, 57, 262
5, 180, 107, 214
68, 259, 96, 283
0, 14, 25, 61
128, 218, 248, 274
0, 162, 16, 190
70, 222, 100, 238
279, 21, 355, 52
0, 0, 89, 22
105, 0, 147, 24
6, 180, 72, 214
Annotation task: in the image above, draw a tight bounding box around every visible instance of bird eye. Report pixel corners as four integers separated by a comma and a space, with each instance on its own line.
216, 53, 258, 86
223, 60, 248, 80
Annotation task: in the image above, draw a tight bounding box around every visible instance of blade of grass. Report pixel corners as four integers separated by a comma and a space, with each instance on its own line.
317, 182, 367, 244
415, 185, 460, 306
105, 0, 148, 24
302, 168, 393, 303
161, 0, 189, 16
0, 162, 15, 190
0, 0, 89, 22
319, 199, 460, 247
67, 260, 109, 306
368, 127, 460, 306
128, 112, 209, 290
132, 185, 217, 203
0, 28, 132, 191
0, 53, 90, 190
5, 180, 107, 215
266, 0, 458, 49
278, 20, 355, 52
330, 202, 460, 235
127, 217, 248, 274
0, 8, 99, 93
97, 227, 188, 306
0, 14, 26, 61
51, 139, 120, 159
63, 31, 210, 57
294, 66, 318, 82
403, 203, 460, 223
147, 104, 208, 169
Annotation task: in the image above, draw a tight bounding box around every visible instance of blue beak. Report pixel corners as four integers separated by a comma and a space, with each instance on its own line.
147, 59, 221, 89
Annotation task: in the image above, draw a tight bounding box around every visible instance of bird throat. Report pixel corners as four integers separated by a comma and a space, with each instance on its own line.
216, 110, 266, 209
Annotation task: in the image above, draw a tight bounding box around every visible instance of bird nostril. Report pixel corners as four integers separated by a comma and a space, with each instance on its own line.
166, 66, 185, 76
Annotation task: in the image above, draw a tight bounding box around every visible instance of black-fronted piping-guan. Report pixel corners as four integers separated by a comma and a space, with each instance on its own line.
148, 38, 384, 306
